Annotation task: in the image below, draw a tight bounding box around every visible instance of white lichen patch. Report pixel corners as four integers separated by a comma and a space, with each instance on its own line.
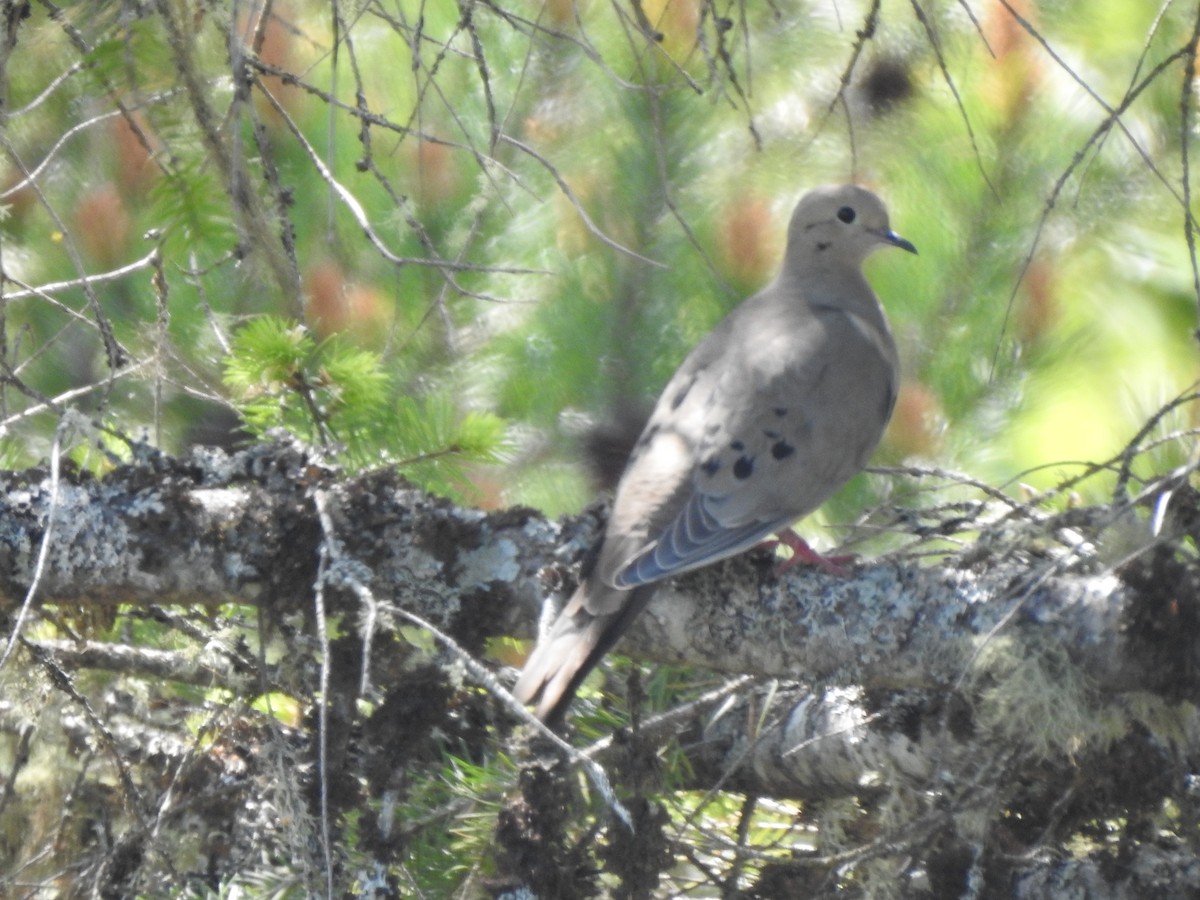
456, 537, 520, 588
191, 487, 251, 520
42, 483, 138, 584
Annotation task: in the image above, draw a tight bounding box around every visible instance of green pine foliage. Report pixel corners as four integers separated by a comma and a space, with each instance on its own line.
223, 315, 505, 498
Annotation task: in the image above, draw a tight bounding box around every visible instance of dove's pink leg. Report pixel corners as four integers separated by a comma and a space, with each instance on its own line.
764, 528, 855, 577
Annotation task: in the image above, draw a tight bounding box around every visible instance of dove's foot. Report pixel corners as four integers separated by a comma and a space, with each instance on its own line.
763, 528, 855, 577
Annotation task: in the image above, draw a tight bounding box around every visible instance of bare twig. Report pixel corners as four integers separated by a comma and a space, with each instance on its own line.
0, 416, 69, 670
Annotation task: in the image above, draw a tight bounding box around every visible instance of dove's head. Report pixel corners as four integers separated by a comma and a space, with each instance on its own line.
785, 184, 917, 271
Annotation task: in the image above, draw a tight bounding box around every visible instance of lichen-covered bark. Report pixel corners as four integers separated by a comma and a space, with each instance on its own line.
0, 440, 1190, 700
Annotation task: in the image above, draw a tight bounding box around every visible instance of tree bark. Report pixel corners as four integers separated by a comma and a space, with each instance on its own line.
0, 440, 1189, 703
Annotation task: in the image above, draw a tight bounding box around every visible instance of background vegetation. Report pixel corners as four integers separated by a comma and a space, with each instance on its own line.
1, 0, 1199, 896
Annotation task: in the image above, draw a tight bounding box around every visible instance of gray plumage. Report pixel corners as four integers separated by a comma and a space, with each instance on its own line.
514, 184, 916, 722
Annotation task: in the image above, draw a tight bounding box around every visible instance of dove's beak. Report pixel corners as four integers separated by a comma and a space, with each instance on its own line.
875, 229, 918, 254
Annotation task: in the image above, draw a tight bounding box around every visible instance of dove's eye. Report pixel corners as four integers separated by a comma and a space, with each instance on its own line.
836, 206, 856, 224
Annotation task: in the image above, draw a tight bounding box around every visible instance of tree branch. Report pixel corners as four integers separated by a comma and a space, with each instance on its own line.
0, 439, 1188, 703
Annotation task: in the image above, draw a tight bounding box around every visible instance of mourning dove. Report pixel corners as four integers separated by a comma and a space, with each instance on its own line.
514, 184, 916, 722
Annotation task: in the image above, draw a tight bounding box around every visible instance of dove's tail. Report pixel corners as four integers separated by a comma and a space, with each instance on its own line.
513, 581, 655, 724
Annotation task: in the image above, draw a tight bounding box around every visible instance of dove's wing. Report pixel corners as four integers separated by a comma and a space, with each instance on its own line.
604, 291, 898, 591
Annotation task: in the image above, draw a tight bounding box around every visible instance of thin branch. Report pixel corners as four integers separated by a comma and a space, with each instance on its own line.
251, 74, 549, 280
988, 43, 1193, 380
0, 140, 128, 372
0, 417, 67, 669
23, 638, 250, 686
311, 489, 336, 899
391, 599, 634, 831
804, 0, 881, 148
5, 57, 84, 117
1, 248, 159, 305
1181, 3, 1200, 325
153, 0, 301, 304
995, 0, 1195, 216
910, 0, 996, 195
0, 361, 151, 431
498, 134, 668, 268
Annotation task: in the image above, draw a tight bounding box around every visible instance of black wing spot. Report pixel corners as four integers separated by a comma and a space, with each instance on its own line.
774, 407, 788, 417
636, 423, 659, 448
816, 241, 831, 252
700, 457, 721, 477
730, 440, 744, 451
733, 456, 755, 480
763, 429, 779, 440
771, 440, 795, 460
